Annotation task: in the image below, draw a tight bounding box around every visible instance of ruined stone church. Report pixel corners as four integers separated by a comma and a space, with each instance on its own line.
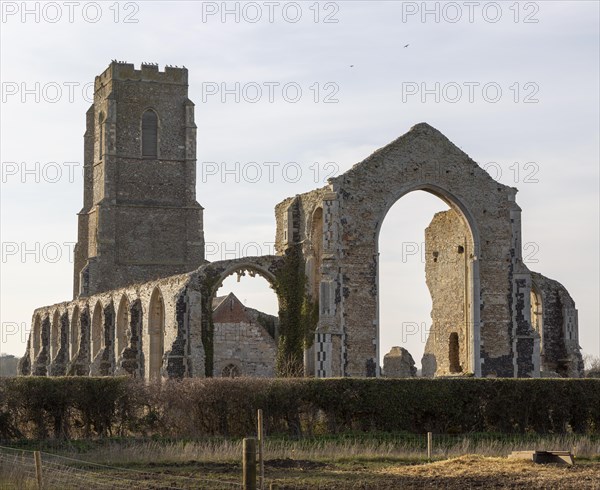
19, 61, 583, 379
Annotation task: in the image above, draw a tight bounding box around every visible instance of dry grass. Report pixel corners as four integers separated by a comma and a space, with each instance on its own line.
380, 455, 600, 489
2, 436, 599, 489
68, 434, 600, 467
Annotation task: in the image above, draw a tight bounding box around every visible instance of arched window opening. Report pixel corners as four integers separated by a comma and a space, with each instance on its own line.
116, 295, 130, 358
141, 109, 158, 157
215, 269, 279, 339
530, 286, 543, 336
530, 284, 544, 362
51, 311, 60, 362
91, 302, 103, 361
212, 267, 279, 377
222, 364, 241, 378
378, 190, 475, 377
70, 307, 80, 359
32, 314, 42, 358
449, 332, 462, 373
149, 288, 165, 381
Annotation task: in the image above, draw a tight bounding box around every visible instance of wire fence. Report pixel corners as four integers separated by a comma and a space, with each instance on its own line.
1, 432, 598, 489
0, 445, 242, 490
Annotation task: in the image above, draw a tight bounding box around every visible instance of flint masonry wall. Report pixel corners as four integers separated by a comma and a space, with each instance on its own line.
383, 346, 417, 378
275, 123, 543, 378
530, 271, 583, 377
274, 187, 331, 376
422, 209, 473, 377
420, 211, 583, 378
18, 62, 582, 379
20, 273, 197, 379
19, 255, 285, 379
73, 62, 205, 298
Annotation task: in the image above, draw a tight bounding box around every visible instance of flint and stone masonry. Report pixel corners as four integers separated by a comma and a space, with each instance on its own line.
72, 62, 205, 298
383, 347, 417, 378
19, 62, 583, 379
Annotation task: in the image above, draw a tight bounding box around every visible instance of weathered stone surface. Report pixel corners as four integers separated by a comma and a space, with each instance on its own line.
421, 210, 583, 378
275, 122, 580, 378
530, 271, 583, 377
73, 61, 205, 298
212, 293, 277, 377
422, 210, 472, 377
18, 62, 582, 380
383, 347, 416, 378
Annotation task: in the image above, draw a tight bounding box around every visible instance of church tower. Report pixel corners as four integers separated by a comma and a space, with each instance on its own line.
73, 62, 205, 297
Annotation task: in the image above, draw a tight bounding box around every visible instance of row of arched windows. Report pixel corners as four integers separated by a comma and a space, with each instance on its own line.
31, 288, 165, 380
98, 109, 158, 160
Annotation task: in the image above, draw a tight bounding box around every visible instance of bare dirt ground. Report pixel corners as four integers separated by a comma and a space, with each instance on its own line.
2, 445, 599, 489
106, 455, 600, 489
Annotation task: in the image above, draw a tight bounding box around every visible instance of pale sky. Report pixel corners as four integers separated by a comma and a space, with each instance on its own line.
1, 1, 598, 370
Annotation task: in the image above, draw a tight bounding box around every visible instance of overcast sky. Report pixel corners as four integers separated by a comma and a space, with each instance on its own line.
1, 1, 598, 370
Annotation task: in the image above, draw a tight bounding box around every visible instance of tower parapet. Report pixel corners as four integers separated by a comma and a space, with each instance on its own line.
95, 61, 188, 89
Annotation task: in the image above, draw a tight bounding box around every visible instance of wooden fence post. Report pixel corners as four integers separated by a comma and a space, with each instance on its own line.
258, 409, 264, 490
34, 451, 43, 489
427, 432, 432, 462
243, 437, 257, 490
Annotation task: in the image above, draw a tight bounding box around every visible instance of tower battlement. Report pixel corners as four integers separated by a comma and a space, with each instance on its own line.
95, 61, 188, 89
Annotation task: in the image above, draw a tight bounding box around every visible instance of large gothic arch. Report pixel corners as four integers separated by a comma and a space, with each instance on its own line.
276, 123, 541, 378
373, 184, 481, 376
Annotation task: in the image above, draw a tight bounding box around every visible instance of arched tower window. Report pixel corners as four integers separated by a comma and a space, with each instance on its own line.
142, 109, 158, 157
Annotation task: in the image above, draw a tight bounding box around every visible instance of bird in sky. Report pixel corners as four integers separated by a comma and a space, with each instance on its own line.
404, 44, 410, 48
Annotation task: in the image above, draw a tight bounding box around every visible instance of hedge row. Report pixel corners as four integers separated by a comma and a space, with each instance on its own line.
1, 377, 599, 440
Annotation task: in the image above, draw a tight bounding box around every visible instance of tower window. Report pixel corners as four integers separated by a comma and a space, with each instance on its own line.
142, 109, 158, 157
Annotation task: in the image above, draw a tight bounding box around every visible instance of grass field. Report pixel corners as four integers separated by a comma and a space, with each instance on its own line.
1, 435, 599, 489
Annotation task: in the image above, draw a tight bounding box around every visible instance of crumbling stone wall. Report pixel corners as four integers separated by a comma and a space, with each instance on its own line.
19, 63, 582, 380
20, 273, 196, 379
276, 123, 544, 378
530, 271, 583, 377
422, 209, 473, 377
274, 187, 331, 376
383, 346, 416, 378
20, 249, 289, 380
419, 211, 583, 378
